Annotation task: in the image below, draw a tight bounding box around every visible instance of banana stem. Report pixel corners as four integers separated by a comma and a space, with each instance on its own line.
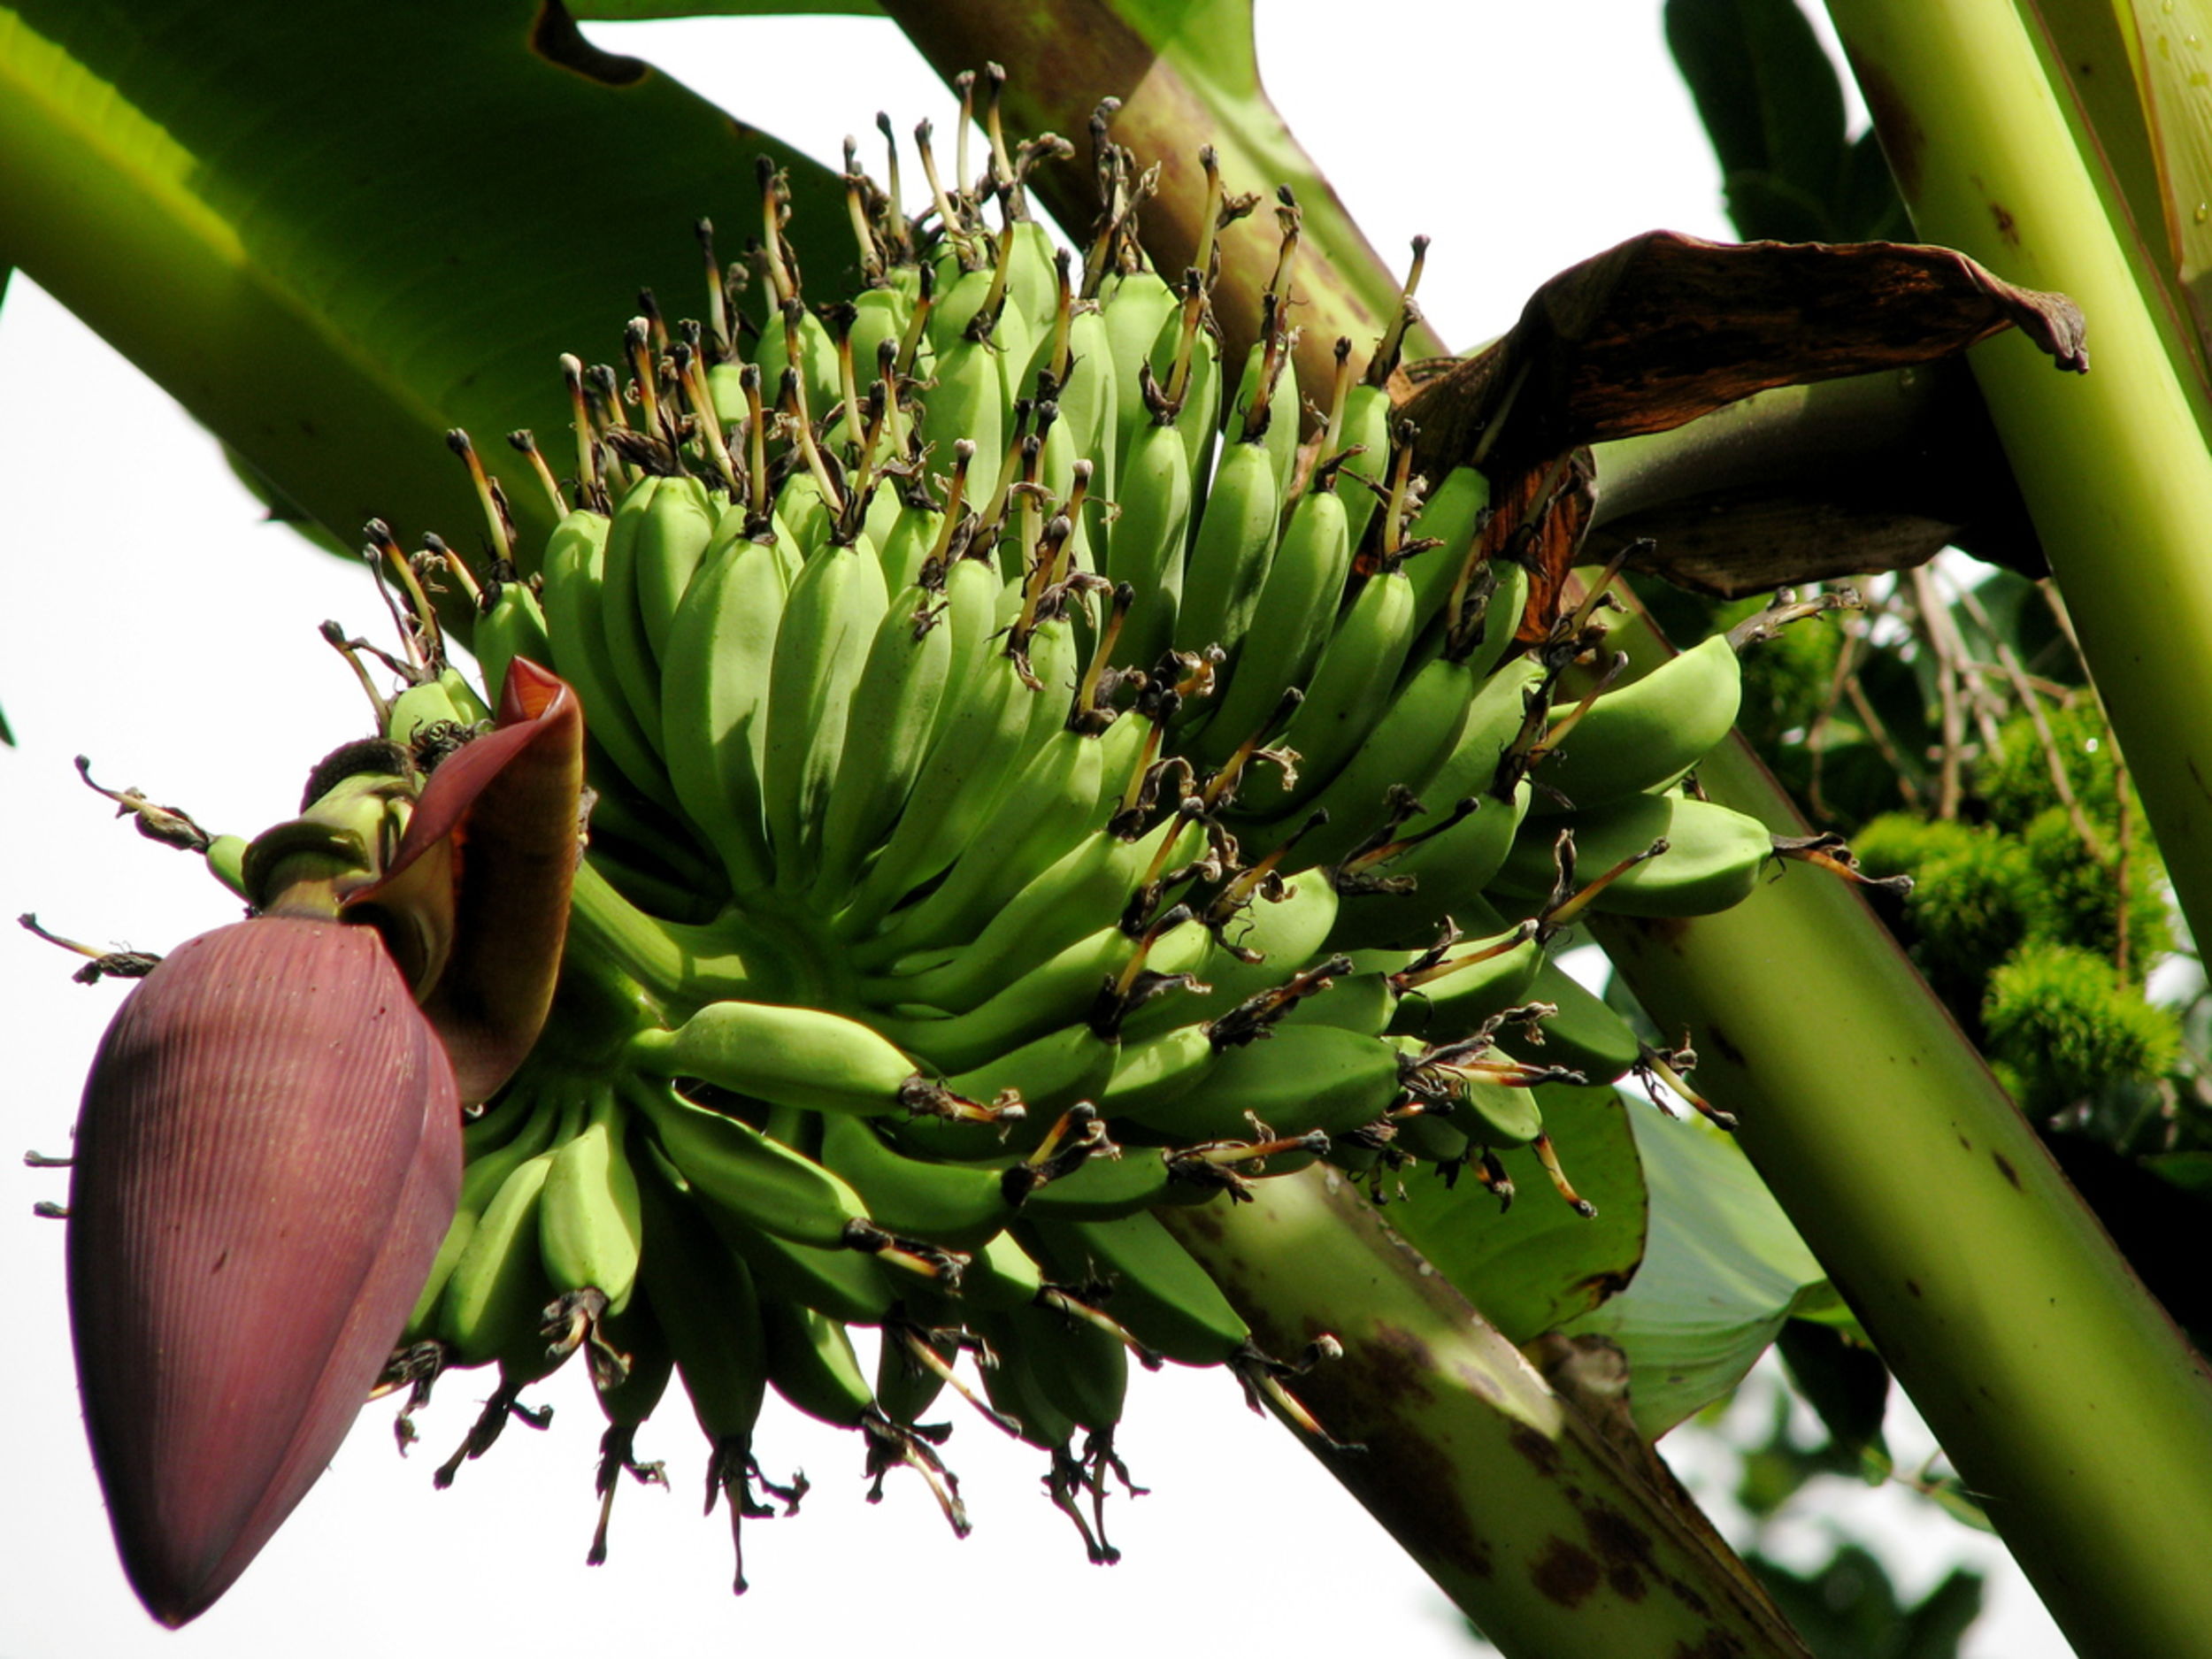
1589, 623, 2212, 1658
1158, 1172, 1810, 1658
1586, 363, 2042, 585
1825, 0, 2212, 966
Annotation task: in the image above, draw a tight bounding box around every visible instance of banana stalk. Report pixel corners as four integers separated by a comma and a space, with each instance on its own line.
1825, 0, 2212, 963
1589, 613, 2212, 1659
1159, 1171, 1810, 1658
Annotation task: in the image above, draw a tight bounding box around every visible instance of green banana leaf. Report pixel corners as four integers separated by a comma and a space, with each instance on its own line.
1666, 0, 1908, 242
1384, 1083, 1649, 1346
1560, 1104, 1843, 1440
0, 0, 852, 578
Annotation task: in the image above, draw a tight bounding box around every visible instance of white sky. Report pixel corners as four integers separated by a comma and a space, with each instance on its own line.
0, 4, 2070, 1655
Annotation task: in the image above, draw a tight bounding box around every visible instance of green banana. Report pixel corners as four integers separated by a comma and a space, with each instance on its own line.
1020, 1145, 1180, 1220
818, 1110, 1023, 1250
758, 1296, 876, 1429
753, 293, 841, 442
403, 1088, 565, 1342
438, 1125, 566, 1371
1174, 435, 1279, 665
658, 526, 799, 898
1281, 650, 1480, 869
1493, 790, 1775, 918
634, 1144, 772, 1450
1055, 290, 1120, 535
924, 546, 1003, 741
539, 506, 684, 816
1402, 466, 1494, 641
469, 574, 556, 715
1120, 869, 1340, 1040
920, 265, 1013, 511
1012, 1296, 1132, 1436
763, 530, 893, 889
1333, 380, 1396, 550
1102, 415, 1194, 672
974, 1310, 1079, 1454
1223, 331, 1301, 508
860, 810, 1205, 1002
1278, 955, 1402, 1037
873, 907, 1207, 1073
1096, 1023, 1217, 1123
811, 580, 955, 900
1018, 1211, 1250, 1368
1528, 632, 1743, 812
383, 678, 468, 752
595, 474, 672, 749
622, 1075, 870, 1250
633, 1003, 936, 1122
1451, 1079, 1546, 1149
1494, 960, 1644, 1087
633, 472, 718, 660
1195, 480, 1351, 767
1164, 277, 1225, 502
1386, 917, 1548, 1044
875, 1321, 958, 1430
1100, 265, 1180, 468
838, 631, 1041, 933
856, 722, 1109, 962
710, 1202, 900, 1327
846, 283, 914, 398
1239, 565, 1418, 818
1321, 650, 1547, 947
641, 1160, 800, 1596
538, 1085, 645, 1319
1116, 1021, 1404, 1143
940, 1023, 1121, 1124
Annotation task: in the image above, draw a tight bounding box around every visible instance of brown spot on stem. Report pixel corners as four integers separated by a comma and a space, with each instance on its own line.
1509, 1423, 1563, 1479
1584, 1502, 1657, 1601
1293, 1393, 1494, 1580
531, 0, 648, 85
1705, 1024, 1747, 1066
1852, 59, 1926, 201
1989, 201, 2019, 246
1357, 1323, 1440, 1409
1906, 1278, 1924, 1298
1993, 1151, 2021, 1189
1530, 1536, 1602, 1607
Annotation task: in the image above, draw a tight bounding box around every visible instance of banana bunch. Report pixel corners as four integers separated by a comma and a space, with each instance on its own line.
211, 80, 1866, 1589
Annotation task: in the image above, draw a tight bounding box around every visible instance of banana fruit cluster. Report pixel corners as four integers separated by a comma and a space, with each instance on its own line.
347, 85, 1828, 1580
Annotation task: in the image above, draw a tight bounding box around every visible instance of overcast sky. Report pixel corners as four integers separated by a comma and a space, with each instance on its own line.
0, 5, 2070, 1655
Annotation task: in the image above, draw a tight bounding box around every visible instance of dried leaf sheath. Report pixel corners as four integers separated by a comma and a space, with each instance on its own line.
67, 919, 460, 1626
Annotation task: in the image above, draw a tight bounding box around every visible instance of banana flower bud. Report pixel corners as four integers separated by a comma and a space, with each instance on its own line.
67, 660, 582, 1624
